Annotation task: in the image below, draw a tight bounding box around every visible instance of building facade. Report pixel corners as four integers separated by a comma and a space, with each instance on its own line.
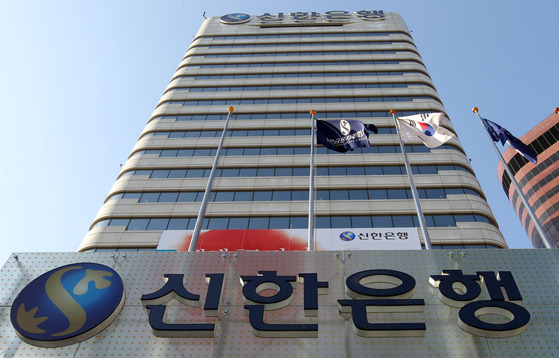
498, 110, 559, 248
79, 11, 505, 252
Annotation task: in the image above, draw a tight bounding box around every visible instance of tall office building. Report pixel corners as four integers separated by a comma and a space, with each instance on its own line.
79, 11, 506, 252
498, 110, 559, 248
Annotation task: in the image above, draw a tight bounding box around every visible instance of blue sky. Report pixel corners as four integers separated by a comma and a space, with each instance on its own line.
1, 1, 557, 263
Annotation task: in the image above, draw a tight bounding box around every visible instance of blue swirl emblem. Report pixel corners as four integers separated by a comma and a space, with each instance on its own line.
10, 263, 125, 348
220, 13, 251, 24
340, 231, 356, 241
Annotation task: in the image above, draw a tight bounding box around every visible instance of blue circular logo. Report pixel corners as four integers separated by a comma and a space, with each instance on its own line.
340, 231, 356, 241
11, 263, 125, 348
220, 13, 251, 24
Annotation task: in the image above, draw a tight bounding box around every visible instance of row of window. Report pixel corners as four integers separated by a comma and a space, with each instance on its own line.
205, 32, 402, 40
108, 187, 481, 204
198, 41, 408, 49
189, 71, 421, 80
155, 110, 429, 122
133, 144, 459, 158
502, 151, 559, 197
523, 167, 559, 200
501, 123, 559, 195
197, 60, 408, 68
169, 96, 434, 107
93, 213, 494, 231
199, 50, 399, 58
121, 164, 471, 180
170, 83, 422, 93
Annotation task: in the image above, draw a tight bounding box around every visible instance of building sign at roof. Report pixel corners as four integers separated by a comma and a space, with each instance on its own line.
220, 11, 385, 25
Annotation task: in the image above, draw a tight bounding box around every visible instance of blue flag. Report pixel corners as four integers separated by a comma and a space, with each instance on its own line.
316, 119, 377, 153
481, 118, 537, 164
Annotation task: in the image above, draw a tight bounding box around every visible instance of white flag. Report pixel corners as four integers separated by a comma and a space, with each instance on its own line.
396, 113, 455, 148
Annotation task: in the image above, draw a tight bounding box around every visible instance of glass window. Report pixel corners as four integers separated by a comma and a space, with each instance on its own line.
290, 217, 307, 229
151, 170, 169, 178
228, 217, 249, 229
433, 215, 455, 227
272, 191, 291, 201
316, 167, 329, 176
147, 219, 169, 230
291, 191, 309, 201
240, 168, 258, 177
454, 214, 475, 223
186, 169, 204, 178
347, 167, 365, 175
329, 167, 346, 176
330, 190, 349, 200
261, 148, 277, 155
372, 216, 392, 228
214, 192, 235, 202
352, 216, 372, 228
383, 166, 401, 175
123, 193, 142, 200
418, 166, 437, 174
168, 169, 187, 178
294, 147, 310, 155
160, 150, 178, 157
244, 148, 260, 155
293, 167, 308, 176
159, 192, 179, 202
275, 167, 292, 176
234, 191, 253, 201
167, 218, 189, 230
109, 219, 129, 227
194, 149, 211, 156
269, 217, 290, 229
369, 189, 387, 199
257, 168, 275, 177
387, 189, 407, 200
392, 216, 414, 227
331, 216, 351, 228
226, 148, 243, 156
178, 192, 198, 202
365, 167, 383, 175
316, 216, 331, 228
249, 217, 269, 229
221, 169, 240, 177
253, 191, 272, 201
169, 132, 185, 138
127, 219, 149, 231
426, 188, 445, 199
349, 189, 368, 200
208, 218, 229, 229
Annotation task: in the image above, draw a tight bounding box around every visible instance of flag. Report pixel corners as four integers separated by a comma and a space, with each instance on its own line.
396, 113, 455, 148
481, 118, 537, 164
316, 119, 377, 153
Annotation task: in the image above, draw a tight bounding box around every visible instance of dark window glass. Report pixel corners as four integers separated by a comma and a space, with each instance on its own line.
316, 190, 330, 200
272, 191, 291, 201
159, 192, 179, 202
227, 148, 243, 156
392, 216, 414, 227
253, 191, 272, 201
249, 217, 269, 229
228, 217, 249, 229
169, 132, 185, 138
244, 148, 260, 155
127, 219, 149, 231
261, 148, 277, 155
383, 166, 401, 175
331, 216, 351, 228
275, 167, 292, 176
369, 189, 387, 199
316, 216, 330, 228
161, 150, 178, 157
365, 167, 383, 175
178, 192, 198, 202
474, 215, 490, 223
293, 167, 308, 176
290, 217, 307, 229
454, 214, 475, 223
151, 170, 169, 178
291, 190, 309, 200
352, 216, 372, 227
147, 219, 169, 230
426, 189, 445, 199
214, 192, 235, 201
418, 166, 437, 174
123, 193, 142, 200
194, 149, 211, 156
372, 216, 393, 227
240, 168, 258, 177
434, 215, 455, 227
221, 169, 240, 177
234, 191, 253, 201
330, 190, 349, 200
269, 217, 290, 229
167, 218, 189, 230
316, 167, 329, 176
139, 193, 161, 203
347, 167, 365, 175
349, 190, 368, 200
208, 218, 229, 229
168, 169, 187, 178
109, 219, 129, 227
387, 189, 407, 200
257, 168, 275, 177
329, 167, 346, 176
186, 169, 204, 178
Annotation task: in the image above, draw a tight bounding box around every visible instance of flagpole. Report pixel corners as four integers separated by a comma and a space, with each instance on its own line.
472, 107, 552, 249
189, 107, 234, 252
391, 109, 432, 250
308, 110, 317, 251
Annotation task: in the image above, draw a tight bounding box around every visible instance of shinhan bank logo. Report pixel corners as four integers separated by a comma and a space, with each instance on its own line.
11, 263, 125, 348
220, 13, 251, 24
339, 120, 351, 135
340, 231, 356, 241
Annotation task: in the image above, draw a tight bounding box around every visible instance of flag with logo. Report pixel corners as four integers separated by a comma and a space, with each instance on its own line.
481, 117, 537, 164
396, 113, 455, 148
316, 119, 378, 153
